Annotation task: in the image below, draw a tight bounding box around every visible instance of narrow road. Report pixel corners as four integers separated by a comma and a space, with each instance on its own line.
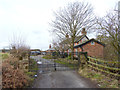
31, 55, 98, 88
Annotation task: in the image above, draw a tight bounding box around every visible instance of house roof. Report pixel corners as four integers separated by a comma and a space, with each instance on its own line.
74, 35, 89, 43
47, 48, 55, 51
30, 49, 41, 51
74, 38, 105, 48
60, 35, 89, 44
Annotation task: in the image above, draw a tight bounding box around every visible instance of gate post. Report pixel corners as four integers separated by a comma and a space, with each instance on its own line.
84, 52, 89, 64
78, 52, 81, 66
54, 59, 56, 71
28, 51, 31, 72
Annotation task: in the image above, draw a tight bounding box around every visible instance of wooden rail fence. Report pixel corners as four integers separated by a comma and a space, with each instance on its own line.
87, 56, 120, 77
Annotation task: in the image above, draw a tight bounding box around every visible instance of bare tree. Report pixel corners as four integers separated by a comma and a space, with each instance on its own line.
96, 10, 119, 55
9, 34, 30, 60
52, 39, 61, 51
50, 1, 94, 59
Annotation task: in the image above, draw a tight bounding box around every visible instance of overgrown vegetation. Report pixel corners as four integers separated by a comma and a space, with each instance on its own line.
29, 58, 38, 71
25, 58, 38, 87
2, 56, 30, 88
78, 67, 118, 88
2, 34, 36, 88
78, 55, 119, 88
2, 55, 38, 88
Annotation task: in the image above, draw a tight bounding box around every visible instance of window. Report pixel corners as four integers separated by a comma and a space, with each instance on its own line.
75, 49, 78, 55
91, 41, 95, 45
75, 49, 77, 52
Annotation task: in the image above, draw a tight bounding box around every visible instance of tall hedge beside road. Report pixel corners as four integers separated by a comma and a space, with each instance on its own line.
2, 56, 31, 88
1, 52, 37, 88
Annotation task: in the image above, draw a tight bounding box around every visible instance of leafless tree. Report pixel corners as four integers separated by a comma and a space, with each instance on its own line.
50, 1, 95, 59
9, 34, 30, 60
52, 39, 60, 51
96, 10, 119, 55
52, 37, 68, 53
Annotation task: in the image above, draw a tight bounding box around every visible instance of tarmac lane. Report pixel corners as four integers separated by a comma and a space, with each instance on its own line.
31, 55, 98, 88
32, 71, 98, 88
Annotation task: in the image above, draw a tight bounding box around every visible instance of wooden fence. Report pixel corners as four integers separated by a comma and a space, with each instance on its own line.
88, 56, 120, 77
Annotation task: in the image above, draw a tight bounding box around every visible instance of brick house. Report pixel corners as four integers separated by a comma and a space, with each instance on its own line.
74, 38, 105, 58
59, 28, 105, 58
46, 44, 55, 54
73, 28, 105, 58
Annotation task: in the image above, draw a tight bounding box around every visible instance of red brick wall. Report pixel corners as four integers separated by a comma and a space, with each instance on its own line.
78, 47, 82, 52
82, 42, 104, 58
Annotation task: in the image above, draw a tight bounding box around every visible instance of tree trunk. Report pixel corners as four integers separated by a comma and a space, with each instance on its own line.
71, 36, 75, 60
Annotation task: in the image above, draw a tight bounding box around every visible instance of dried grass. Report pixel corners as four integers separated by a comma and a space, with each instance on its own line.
2, 56, 30, 88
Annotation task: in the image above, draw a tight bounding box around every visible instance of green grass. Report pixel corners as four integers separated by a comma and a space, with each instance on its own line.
44, 57, 79, 69
29, 59, 38, 71
26, 71, 36, 77
54, 59, 78, 69
25, 59, 38, 87
24, 71, 37, 88
0, 53, 9, 60
42, 55, 54, 59
78, 67, 118, 88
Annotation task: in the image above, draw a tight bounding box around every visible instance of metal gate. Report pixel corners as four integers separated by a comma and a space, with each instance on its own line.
29, 52, 88, 73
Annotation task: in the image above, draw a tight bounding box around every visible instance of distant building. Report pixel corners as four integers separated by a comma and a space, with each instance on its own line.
46, 44, 55, 54
0, 49, 10, 53
30, 49, 41, 55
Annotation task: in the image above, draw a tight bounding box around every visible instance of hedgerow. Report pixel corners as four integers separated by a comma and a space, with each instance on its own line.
2, 56, 30, 88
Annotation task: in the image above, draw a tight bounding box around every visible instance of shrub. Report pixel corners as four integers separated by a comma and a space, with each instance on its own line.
67, 55, 71, 60
2, 57, 30, 88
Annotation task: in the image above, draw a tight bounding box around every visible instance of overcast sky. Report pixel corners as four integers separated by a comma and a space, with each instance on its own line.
0, 0, 119, 50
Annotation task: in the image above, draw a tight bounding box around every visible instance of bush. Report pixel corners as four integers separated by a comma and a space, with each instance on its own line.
2, 57, 30, 88
67, 55, 71, 60
64, 52, 68, 57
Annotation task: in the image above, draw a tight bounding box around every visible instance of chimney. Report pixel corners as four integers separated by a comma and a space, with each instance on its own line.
66, 33, 69, 38
81, 28, 87, 35
49, 44, 51, 49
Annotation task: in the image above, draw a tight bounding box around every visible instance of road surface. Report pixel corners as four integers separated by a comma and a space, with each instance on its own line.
31, 55, 98, 88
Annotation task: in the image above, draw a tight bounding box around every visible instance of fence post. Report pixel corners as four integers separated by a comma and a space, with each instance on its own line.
28, 51, 31, 72
84, 52, 89, 64
54, 59, 56, 71
78, 52, 81, 66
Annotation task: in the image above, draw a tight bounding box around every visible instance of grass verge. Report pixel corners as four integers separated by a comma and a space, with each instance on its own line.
42, 55, 53, 59
54, 58, 78, 69
25, 58, 38, 87
78, 67, 118, 88
0, 53, 9, 60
